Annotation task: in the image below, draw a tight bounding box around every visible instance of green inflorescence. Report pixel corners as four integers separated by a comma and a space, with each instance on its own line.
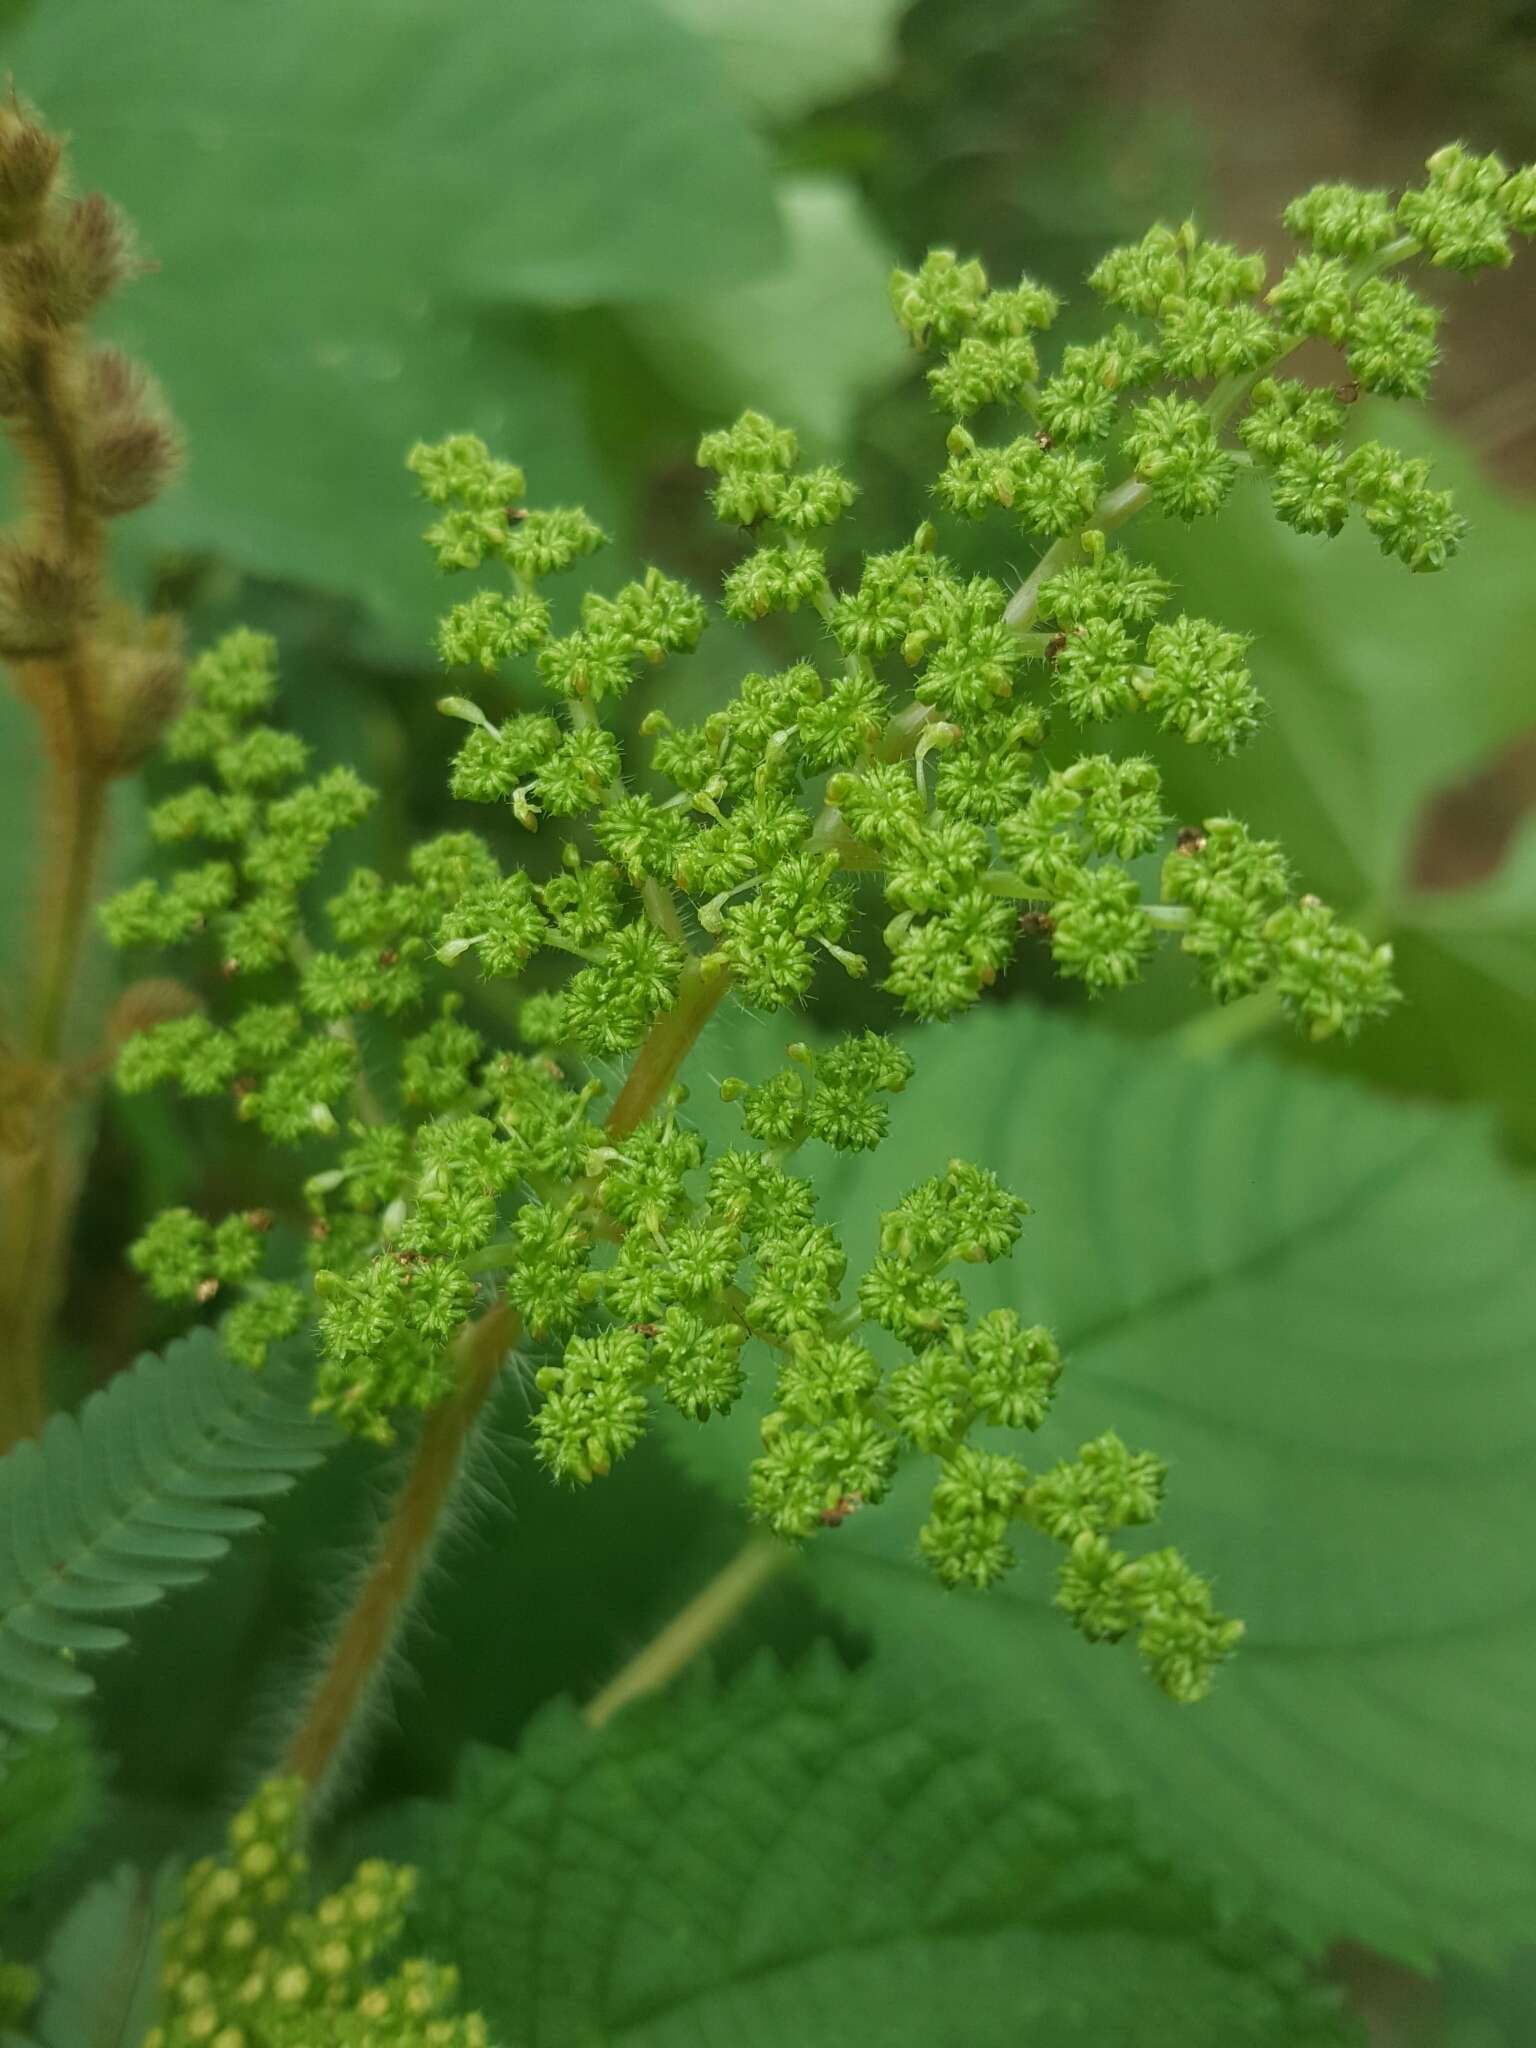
143, 1777, 488, 2047
102, 146, 1536, 1705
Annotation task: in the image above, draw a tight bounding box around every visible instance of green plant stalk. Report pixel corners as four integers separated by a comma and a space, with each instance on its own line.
285, 1297, 520, 1789
606, 955, 731, 1138
566, 689, 688, 944
0, 334, 110, 1455
583, 1533, 790, 1730
285, 958, 734, 1792
1175, 984, 1285, 1056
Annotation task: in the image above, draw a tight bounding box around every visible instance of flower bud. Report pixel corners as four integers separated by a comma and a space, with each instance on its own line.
51, 192, 134, 319
2, 193, 133, 326
0, 543, 92, 655
86, 412, 181, 517
106, 977, 202, 1055
93, 638, 186, 774
0, 102, 62, 243
75, 351, 182, 515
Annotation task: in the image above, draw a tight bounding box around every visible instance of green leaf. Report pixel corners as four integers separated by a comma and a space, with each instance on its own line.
1133, 410, 1536, 1133
0, 1721, 99, 1910
411, 1657, 1354, 2046
0, 1330, 332, 1765
5, 0, 782, 636
32, 1863, 174, 2048
1445, 1944, 1536, 2047
1350, 819, 1536, 1149
655, 0, 910, 119
7, 0, 780, 304
673, 1002, 1536, 1964
624, 176, 909, 448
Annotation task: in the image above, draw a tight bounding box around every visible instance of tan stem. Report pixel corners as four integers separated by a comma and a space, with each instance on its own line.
0, 1135, 73, 1447
0, 323, 109, 1451
583, 1534, 789, 1730
286, 1301, 520, 1788
285, 959, 735, 1792
23, 655, 108, 1048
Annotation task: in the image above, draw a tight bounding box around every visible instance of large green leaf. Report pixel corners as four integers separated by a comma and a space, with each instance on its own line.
410, 1658, 1354, 2047
4, 0, 779, 305
656, 0, 910, 119
2, 0, 782, 635
671, 1002, 1536, 1964
624, 176, 909, 448
1129, 411, 1536, 1133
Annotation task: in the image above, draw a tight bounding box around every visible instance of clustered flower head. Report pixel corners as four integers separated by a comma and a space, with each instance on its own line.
144, 1776, 489, 2046
102, 145, 1534, 1701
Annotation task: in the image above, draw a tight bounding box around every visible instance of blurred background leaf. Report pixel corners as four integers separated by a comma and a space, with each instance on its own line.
30, 1863, 173, 2048
2, 0, 785, 641
623, 176, 908, 448
657, 0, 908, 120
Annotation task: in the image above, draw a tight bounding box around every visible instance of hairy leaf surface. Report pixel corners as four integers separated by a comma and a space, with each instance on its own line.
411, 1658, 1354, 2046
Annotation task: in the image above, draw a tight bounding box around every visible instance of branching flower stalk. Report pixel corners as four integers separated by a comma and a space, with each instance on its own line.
96, 141, 1536, 1793
286, 956, 734, 1792
0, 98, 182, 1449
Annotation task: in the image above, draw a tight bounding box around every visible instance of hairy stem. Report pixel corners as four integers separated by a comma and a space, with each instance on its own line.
583, 1533, 790, 1730
1003, 475, 1151, 630
0, 684, 105, 1448
0, 330, 109, 1452
606, 956, 731, 1138
286, 1300, 520, 1789
286, 958, 735, 1793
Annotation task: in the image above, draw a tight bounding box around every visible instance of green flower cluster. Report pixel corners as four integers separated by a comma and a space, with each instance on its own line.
1161, 819, 1396, 1032
104, 145, 1533, 1696
106, 628, 377, 979
144, 1776, 488, 2047
913, 144, 1532, 570
722, 1031, 914, 1152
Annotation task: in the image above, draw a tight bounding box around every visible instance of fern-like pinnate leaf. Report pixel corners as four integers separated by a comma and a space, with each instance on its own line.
407, 1657, 1355, 2047
0, 1332, 331, 1761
